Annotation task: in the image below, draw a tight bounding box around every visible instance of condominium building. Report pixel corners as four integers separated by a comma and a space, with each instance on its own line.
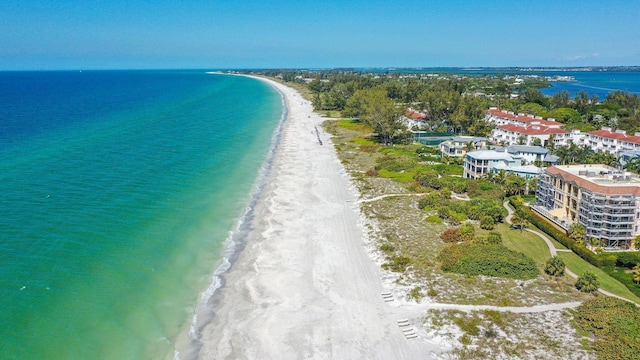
491, 123, 570, 147
534, 164, 640, 249
586, 128, 640, 155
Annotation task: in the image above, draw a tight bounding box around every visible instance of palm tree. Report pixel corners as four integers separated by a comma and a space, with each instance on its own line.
544, 256, 566, 277
576, 271, 599, 293
511, 207, 529, 233
634, 265, 640, 284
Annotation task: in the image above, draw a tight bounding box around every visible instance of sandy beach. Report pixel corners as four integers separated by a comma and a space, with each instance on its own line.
192, 77, 443, 359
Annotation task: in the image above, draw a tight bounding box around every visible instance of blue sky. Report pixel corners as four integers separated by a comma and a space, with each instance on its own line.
1, 0, 639, 70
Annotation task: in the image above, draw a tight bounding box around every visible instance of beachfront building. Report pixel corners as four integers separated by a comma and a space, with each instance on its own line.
439, 136, 489, 157
463, 149, 541, 180
491, 123, 570, 147
533, 164, 640, 249
586, 128, 640, 156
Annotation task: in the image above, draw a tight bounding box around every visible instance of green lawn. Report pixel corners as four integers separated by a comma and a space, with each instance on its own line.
558, 252, 640, 304
495, 223, 552, 266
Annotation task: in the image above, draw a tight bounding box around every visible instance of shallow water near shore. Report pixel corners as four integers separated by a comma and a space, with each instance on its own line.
0, 71, 282, 359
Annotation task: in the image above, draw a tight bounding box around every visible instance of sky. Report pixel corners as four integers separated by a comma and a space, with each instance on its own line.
1, 0, 639, 70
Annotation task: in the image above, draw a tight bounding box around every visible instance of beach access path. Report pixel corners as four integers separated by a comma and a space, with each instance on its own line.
196, 77, 443, 359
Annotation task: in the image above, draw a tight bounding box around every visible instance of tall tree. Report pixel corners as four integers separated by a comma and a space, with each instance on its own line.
352, 88, 405, 145
551, 90, 570, 109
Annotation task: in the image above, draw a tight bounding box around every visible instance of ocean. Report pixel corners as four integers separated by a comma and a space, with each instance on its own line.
0, 71, 283, 359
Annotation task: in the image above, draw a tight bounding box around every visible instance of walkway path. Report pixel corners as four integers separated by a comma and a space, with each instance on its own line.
503, 200, 638, 305
358, 192, 470, 204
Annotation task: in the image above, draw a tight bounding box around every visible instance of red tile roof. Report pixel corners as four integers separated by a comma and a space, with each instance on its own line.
487, 109, 561, 127
588, 129, 640, 145
405, 110, 426, 120
498, 123, 569, 135
545, 166, 640, 195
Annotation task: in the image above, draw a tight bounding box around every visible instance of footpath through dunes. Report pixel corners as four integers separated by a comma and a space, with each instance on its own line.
195, 77, 442, 359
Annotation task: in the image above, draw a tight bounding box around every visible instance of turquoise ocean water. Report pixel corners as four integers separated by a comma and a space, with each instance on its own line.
0, 71, 283, 359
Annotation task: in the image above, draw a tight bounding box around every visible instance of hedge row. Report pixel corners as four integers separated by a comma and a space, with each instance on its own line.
524, 207, 616, 268
508, 198, 640, 270
602, 267, 640, 298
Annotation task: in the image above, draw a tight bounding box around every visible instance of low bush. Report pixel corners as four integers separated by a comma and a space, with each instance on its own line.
574, 297, 640, 360
425, 214, 444, 224
382, 255, 412, 272
616, 252, 640, 269
438, 243, 539, 280
440, 228, 462, 243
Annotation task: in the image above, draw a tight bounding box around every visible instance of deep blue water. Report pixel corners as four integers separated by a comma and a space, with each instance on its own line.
0, 71, 282, 359
538, 71, 640, 98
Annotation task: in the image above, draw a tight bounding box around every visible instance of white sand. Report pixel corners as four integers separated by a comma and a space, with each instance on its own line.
193, 77, 443, 359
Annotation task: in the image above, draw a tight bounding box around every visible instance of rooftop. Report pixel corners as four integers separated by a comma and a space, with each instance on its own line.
546, 164, 640, 195
507, 145, 549, 154
589, 128, 640, 145
487, 108, 562, 127
466, 149, 514, 161
498, 123, 569, 135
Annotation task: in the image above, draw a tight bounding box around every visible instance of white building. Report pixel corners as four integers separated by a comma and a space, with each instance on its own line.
491, 123, 570, 147
439, 136, 489, 157
486, 108, 586, 148
463, 149, 541, 180
586, 127, 640, 155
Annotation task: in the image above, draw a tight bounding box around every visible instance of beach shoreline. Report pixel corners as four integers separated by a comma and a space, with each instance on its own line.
181, 76, 442, 359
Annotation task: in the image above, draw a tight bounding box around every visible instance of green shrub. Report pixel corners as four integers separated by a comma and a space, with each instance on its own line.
480, 216, 495, 230
576, 271, 599, 292
425, 214, 444, 224
544, 256, 566, 277
438, 243, 539, 280
382, 255, 412, 272
574, 297, 640, 360
380, 243, 395, 254
409, 286, 422, 301
448, 212, 466, 226
616, 252, 640, 268
459, 223, 475, 242
437, 207, 451, 219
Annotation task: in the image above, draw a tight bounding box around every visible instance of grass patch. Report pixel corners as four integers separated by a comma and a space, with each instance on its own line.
558, 252, 640, 304
377, 169, 416, 183
495, 223, 552, 266
337, 119, 372, 132
352, 137, 377, 146
378, 146, 420, 158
